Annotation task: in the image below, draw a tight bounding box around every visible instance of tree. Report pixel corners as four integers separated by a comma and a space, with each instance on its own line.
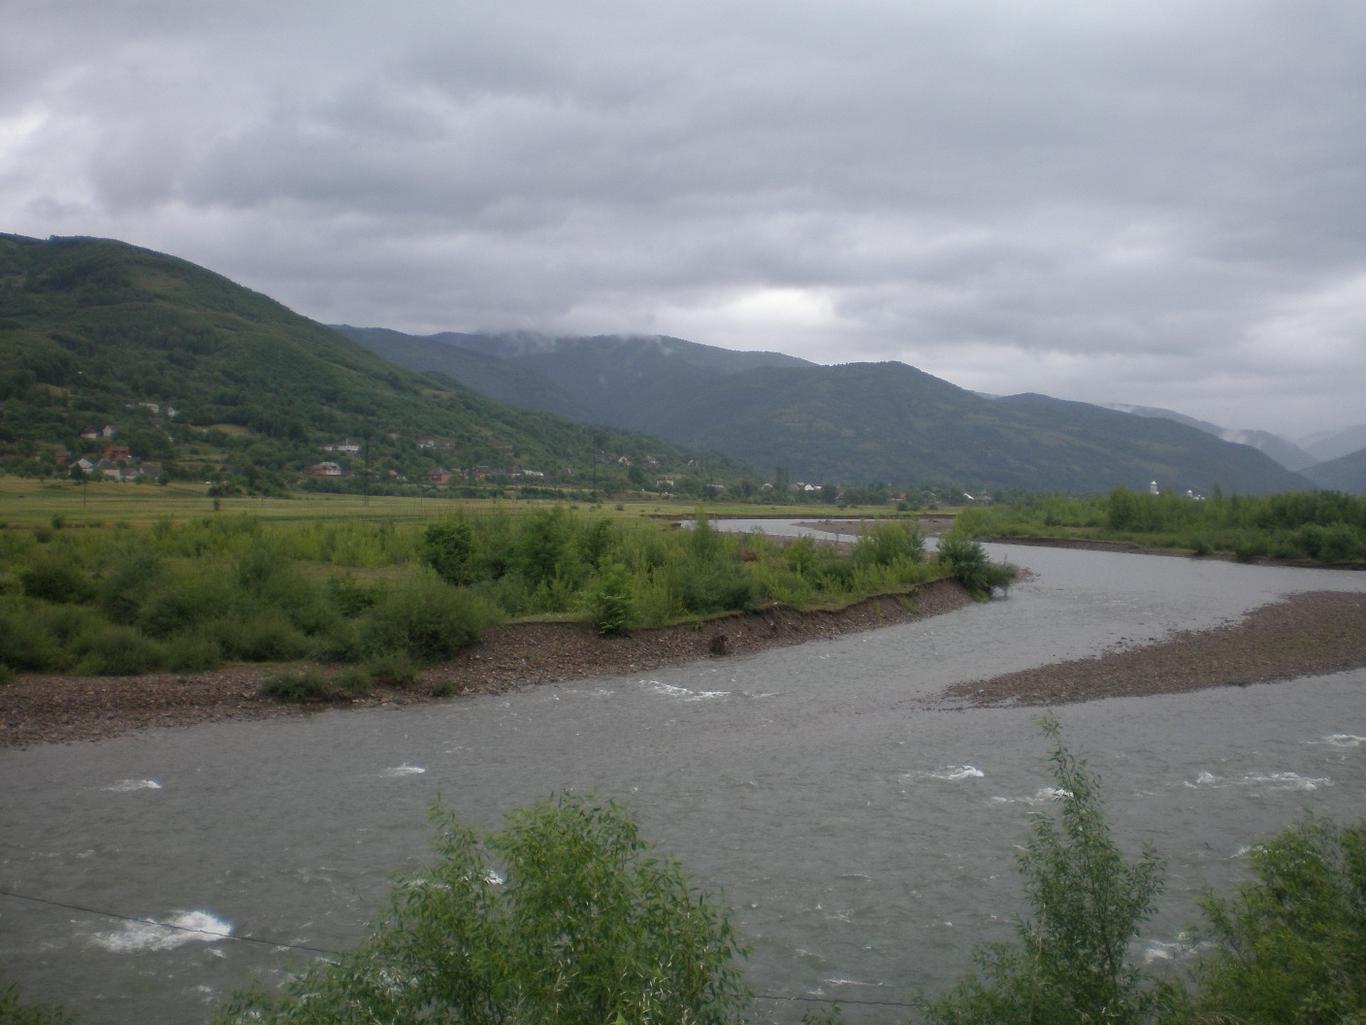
217, 795, 750, 1025
922, 718, 1170, 1025
1187, 815, 1365, 1025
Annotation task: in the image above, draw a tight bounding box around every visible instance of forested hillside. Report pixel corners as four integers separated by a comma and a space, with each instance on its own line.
0, 235, 728, 493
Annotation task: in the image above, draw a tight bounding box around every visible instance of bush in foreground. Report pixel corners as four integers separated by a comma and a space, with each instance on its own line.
1185, 815, 1365, 1025
216, 794, 750, 1025
922, 717, 1170, 1025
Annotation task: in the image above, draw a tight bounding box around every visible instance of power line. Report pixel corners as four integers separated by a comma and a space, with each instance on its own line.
0, 886, 920, 1010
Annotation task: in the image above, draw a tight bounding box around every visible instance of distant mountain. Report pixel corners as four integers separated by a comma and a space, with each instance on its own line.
345, 327, 1311, 494
1302, 446, 1366, 494
1101, 402, 1316, 471
1299, 424, 1366, 465
0, 234, 726, 487
333, 327, 813, 434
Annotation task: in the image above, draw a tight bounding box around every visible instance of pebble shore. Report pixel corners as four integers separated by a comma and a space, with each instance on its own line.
944, 590, 1366, 706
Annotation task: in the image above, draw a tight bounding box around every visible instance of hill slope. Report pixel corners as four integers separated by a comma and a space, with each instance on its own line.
0, 234, 726, 489
344, 326, 1311, 494
1101, 402, 1316, 471
1303, 447, 1366, 494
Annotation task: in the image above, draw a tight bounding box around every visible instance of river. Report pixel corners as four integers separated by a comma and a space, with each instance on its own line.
2, 536, 1363, 1023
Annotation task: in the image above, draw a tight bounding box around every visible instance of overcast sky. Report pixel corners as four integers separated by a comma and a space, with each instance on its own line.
5, 0, 1364, 439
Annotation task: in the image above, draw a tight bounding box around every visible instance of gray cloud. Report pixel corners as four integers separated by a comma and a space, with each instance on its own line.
3, 0, 1364, 438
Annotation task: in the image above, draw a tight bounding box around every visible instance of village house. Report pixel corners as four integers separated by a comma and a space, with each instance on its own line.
322, 440, 362, 453
427, 468, 452, 484
80, 424, 116, 440
103, 445, 131, 462
309, 462, 344, 477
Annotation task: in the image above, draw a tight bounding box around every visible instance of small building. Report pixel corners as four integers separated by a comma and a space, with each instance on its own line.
322, 440, 362, 454
103, 445, 131, 461
309, 462, 344, 477
428, 468, 452, 484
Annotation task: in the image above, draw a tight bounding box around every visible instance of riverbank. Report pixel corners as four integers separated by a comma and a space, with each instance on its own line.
945, 589, 1366, 707
0, 578, 974, 749
977, 534, 1366, 570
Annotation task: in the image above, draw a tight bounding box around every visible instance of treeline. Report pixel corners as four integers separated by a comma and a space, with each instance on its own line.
959, 488, 1366, 563
0, 508, 1011, 685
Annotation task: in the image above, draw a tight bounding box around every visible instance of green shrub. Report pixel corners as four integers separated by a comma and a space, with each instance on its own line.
162, 633, 222, 672
332, 666, 373, 697
312, 618, 365, 663
97, 547, 162, 624
1188, 815, 1365, 1025
938, 533, 1017, 598
212, 614, 310, 662
216, 794, 750, 1025
365, 651, 419, 687
19, 559, 92, 604
364, 571, 500, 662
0, 606, 78, 671
257, 669, 339, 703
852, 521, 925, 567
74, 623, 164, 675
922, 718, 1169, 1025
0, 982, 75, 1025
587, 562, 634, 635
423, 515, 475, 585
0, 663, 14, 686
325, 574, 382, 617
138, 568, 236, 638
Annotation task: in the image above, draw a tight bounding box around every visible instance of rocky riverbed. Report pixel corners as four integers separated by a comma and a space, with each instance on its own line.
944, 589, 1366, 706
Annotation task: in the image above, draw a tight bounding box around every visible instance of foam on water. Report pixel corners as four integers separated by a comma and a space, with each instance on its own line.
990, 785, 1070, 806
640, 680, 730, 701
90, 910, 232, 952
380, 764, 426, 778
1185, 770, 1330, 792
1318, 734, 1365, 749
924, 765, 985, 782
101, 779, 162, 792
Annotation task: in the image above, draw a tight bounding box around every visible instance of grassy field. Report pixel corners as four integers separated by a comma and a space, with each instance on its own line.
0, 476, 937, 529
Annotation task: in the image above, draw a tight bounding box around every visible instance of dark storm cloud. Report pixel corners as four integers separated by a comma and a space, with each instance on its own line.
3, 0, 1364, 436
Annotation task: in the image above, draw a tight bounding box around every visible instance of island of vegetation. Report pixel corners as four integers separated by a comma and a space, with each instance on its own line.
0, 487, 1016, 746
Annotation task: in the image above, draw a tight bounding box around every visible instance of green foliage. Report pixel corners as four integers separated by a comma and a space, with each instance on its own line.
923, 718, 1168, 1025
587, 562, 633, 635
1187, 815, 1365, 1025
966, 489, 1366, 564
365, 651, 419, 687
19, 558, 92, 604
0, 983, 75, 1025
217, 794, 750, 1025
937, 532, 1017, 598
257, 670, 343, 704
852, 521, 925, 567
161, 632, 222, 672
73, 623, 164, 675
423, 514, 476, 585
364, 571, 502, 662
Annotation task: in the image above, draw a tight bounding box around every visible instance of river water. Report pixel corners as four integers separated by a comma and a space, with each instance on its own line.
2, 536, 1364, 1023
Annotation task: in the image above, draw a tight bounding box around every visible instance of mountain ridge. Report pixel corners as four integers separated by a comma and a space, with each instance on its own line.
339, 326, 1312, 494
